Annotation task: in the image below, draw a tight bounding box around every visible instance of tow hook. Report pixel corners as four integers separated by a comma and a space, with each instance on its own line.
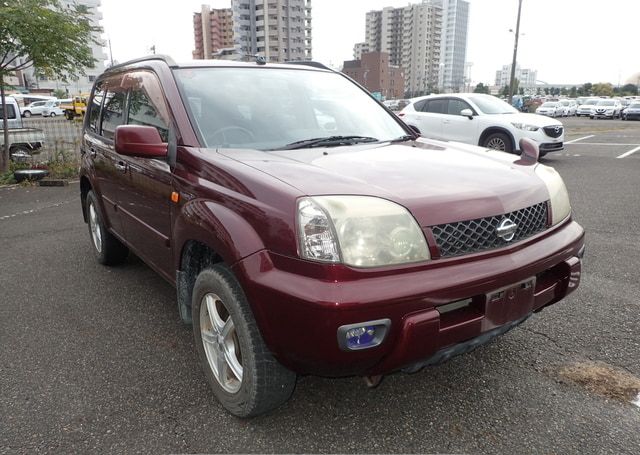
363, 375, 383, 388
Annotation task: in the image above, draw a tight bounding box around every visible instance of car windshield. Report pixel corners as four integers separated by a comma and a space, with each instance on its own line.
541, 102, 557, 107
173, 67, 407, 150
467, 95, 518, 114
597, 100, 615, 106
584, 99, 599, 105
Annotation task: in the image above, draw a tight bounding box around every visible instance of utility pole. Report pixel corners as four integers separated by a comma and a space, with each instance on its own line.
508, 0, 523, 104
108, 39, 114, 67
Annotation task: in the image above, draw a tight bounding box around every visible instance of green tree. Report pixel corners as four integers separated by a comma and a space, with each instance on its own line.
0, 0, 100, 172
581, 82, 593, 96
473, 82, 490, 94
560, 87, 568, 96
52, 88, 67, 99
591, 82, 614, 97
569, 86, 577, 97
621, 83, 638, 96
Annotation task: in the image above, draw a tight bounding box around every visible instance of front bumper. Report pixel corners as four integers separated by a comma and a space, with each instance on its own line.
232, 219, 584, 377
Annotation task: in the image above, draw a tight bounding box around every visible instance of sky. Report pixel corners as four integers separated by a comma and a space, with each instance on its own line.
100, 0, 640, 86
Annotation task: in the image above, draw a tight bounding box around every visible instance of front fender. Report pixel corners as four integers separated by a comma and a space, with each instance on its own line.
173, 199, 267, 270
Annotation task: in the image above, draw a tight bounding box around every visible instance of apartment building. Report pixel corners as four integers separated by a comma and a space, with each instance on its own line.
436, 0, 470, 92
362, 2, 442, 97
342, 52, 405, 100
24, 0, 107, 94
495, 64, 538, 88
193, 5, 234, 59
231, 0, 312, 62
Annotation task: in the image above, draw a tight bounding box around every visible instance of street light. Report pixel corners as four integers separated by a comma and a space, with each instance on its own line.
508, 0, 523, 104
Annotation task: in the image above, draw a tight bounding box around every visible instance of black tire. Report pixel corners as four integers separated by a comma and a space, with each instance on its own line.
23, 110, 31, 118
9, 145, 30, 161
192, 265, 296, 418
86, 190, 129, 265
483, 132, 512, 153
50, 112, 56, 117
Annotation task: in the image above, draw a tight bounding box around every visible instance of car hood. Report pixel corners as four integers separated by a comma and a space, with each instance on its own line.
217, 139, 550, 226
501, 112, 562, 127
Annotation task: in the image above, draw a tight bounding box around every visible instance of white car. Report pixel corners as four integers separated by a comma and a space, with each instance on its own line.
41, 99, 69, 117
20, 101, 48, 117
399, 93, 564, 156
591, 99, 622, 119
576, 98, 600, 117
559, 99, 577, 116
536, 102, 563, 117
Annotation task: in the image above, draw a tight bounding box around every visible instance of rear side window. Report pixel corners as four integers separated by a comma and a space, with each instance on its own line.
425, 99, 447, 114
101, 75, 127, 140
87, 81, 104, 134
123, 71, 170, 142
413, 100, 427, 112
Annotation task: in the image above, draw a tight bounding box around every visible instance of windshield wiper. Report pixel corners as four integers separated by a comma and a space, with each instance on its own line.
270, 135, 379, 150
390, 134, 416, 143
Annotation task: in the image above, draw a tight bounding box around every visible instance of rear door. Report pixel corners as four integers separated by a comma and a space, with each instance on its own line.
83, 76, 128, 237
414, 98, 446, 139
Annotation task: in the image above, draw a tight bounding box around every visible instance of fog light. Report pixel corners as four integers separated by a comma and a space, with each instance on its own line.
337, 319, 391, 351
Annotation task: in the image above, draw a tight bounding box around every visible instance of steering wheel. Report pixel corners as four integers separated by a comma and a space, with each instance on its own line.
207, 126, 255, 145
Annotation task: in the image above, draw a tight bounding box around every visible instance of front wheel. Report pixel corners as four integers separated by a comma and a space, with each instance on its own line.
23, 111, 31, 118
50, 112, 56, 117
483, 132, 512, 153
86, 190, 129, 265
192, 265, 296, 418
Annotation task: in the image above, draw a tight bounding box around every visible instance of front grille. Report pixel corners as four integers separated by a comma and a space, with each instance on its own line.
540, 142, 563, 151
430, 202, 549, 258
543, 126, 563, 138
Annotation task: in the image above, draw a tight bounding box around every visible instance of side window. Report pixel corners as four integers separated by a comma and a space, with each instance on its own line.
448, 99, 472, 116
413, 100, 427, 112
425, 99, 447, 114
101, 75, 127, 140
87, 81, 104, 134
124, 71, 170, 142
0, 104, 16, 119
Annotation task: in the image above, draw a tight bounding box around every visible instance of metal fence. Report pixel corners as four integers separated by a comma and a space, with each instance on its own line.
9, 116, 82, 163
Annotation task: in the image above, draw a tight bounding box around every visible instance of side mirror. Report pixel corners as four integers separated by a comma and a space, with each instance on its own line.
460, 108, 474, 119
407, 124, 421, 136
515, 137, 539, 165
114, 125, 168, 158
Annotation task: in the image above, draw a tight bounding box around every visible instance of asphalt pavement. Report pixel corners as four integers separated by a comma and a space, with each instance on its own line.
1, 116, 639, 454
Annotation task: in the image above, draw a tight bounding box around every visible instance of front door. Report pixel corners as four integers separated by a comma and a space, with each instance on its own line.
116, 70, 174, 280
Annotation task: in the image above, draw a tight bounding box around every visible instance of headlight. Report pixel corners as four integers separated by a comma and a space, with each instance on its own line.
535, 164, 571, 225
512, 122, 540, 131
297, 196, 430, 267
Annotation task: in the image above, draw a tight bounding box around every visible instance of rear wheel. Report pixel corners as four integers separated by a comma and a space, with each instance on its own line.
483, 132, 512, 153
23, 110, 31, 118
86, 190, 129, 265
50, 112, 56, 117
192, 265, 296, 418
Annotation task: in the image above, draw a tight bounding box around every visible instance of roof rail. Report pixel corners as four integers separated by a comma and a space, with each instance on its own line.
104, 54, 178, 73
285, 61, 333, 71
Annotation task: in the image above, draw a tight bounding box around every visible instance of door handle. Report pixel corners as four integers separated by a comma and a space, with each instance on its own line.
115, 161, 127, 172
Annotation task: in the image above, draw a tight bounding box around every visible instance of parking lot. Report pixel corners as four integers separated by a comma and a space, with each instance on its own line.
1, 116, 639, 454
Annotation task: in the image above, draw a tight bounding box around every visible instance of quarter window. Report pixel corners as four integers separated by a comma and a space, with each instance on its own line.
87, 81, 104, 134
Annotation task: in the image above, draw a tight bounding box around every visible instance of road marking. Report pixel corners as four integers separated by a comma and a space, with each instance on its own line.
0, 200, 74, 221
617, 146, 640, 159
565, 135, 595, 144
565, 142, 640, 146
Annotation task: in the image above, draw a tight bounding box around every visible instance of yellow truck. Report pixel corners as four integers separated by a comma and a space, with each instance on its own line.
61, 94, 89, 120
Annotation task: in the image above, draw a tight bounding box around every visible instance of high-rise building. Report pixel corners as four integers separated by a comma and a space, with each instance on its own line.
362, 2, 442, 97
193, 5, 234, 59
495, 64, 538, 88
435, 0, 470, 92
230, 0, 312, 62
26, 0, 107, 94
353, 42, 370, 60
342, 52, 405, 100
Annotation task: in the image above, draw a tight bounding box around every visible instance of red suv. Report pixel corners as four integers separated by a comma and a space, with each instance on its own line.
80, 56, 584, 417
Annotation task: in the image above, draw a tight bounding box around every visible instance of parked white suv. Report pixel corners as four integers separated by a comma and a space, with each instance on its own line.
591, 99, 622, 119
576, 98, 599, 117
41, 99, 69, 117
20, 101, 48, 117
399, 94, 564, 156
536, 101, 563, 117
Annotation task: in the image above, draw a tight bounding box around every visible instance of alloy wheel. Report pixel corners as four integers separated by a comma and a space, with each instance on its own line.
88, 201, 102, 253
200, 293, 243, 394
487, 137, 506, 151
